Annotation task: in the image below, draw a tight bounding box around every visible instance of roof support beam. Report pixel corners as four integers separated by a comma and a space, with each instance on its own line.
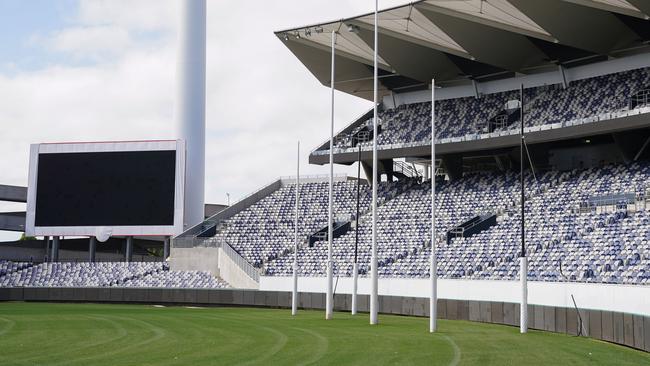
345, 19, 474, 61
562, 0, 649, 20
415, 1, 558, 43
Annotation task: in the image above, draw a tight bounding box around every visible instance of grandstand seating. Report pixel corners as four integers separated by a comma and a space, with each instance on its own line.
264, 162, 650, 285
324, 68, 650, 151
212, 179, 414, 267
0, 262, 229, 288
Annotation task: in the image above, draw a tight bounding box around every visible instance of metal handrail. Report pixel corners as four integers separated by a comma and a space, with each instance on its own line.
221, 240, 260, 282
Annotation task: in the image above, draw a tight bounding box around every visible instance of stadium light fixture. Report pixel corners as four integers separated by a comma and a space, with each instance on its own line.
347, 24, 360, 34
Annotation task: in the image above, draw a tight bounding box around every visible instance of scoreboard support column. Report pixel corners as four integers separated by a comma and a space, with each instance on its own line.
89, 237, 96, 263
125, 236, 133, 263
52, 236, 60, 262
163, 236, 170, 261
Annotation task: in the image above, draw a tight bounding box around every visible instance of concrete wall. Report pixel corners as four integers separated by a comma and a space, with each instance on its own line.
168, 247, 220, 276
217, 247, 258, 289
1, 287, 648, 353
260, 276, 650, 317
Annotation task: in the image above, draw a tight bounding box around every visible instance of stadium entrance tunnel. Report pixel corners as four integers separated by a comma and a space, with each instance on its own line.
2, 287, 649, 354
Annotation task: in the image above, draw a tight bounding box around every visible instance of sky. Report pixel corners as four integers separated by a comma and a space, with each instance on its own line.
0, 0, 409, 240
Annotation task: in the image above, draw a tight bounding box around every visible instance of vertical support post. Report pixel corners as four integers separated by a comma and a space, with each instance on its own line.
126, 236, 133, 263
89, 236, 96, 263
292, 141, 300, 316
370, 0, 379, 325
520, 83, 528, 334
326, 30, 336, 321
352, 141, 361, 315
44, 236, 50, 262
430, 79, 437, 333
163, 236, 170, 261
52, 236, 60, 262
176, 0, 206, 229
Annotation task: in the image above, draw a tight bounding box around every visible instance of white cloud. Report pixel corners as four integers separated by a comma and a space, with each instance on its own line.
48, 25, 133, 60
0, 0, 411, 223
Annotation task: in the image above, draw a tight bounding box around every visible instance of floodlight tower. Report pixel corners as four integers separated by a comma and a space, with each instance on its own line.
175, 0, 207, 229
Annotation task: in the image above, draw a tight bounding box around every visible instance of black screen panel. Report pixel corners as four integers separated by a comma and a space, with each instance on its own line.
35, 150, 176, 227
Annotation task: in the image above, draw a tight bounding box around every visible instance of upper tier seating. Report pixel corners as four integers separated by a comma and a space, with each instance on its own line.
325, 68, 650, 151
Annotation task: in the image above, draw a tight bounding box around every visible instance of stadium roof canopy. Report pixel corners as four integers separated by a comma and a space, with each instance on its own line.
275, 0, 650, 100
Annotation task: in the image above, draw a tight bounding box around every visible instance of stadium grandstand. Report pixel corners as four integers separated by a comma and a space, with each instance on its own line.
2, 0, 650, 362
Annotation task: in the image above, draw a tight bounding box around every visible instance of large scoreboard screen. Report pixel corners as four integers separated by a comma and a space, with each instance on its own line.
25, 140, 185, 237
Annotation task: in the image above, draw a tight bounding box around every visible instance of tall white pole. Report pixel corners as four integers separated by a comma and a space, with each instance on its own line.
520, 84, 528, 334
370, 0, 379, 326
175, 0, 206, 229
430, 79, 437, 333
292, 142, 300, 316
326, 30, 336, 320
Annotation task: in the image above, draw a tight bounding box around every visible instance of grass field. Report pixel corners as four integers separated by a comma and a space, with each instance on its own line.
0, 302, 647, 365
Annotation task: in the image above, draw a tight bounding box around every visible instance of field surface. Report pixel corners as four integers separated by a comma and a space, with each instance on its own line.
0, 302, 647, 365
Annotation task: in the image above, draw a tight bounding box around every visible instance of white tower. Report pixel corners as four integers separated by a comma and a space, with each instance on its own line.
175, 0, 207, 229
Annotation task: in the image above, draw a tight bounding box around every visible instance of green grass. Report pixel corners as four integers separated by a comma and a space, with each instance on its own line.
0, 302, 647, 365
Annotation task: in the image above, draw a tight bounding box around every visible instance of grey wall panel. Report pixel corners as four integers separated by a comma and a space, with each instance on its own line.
503, 302, 516, 326
0, 288, 10, 301
555, 307, 567, 334
643, 316, 650, 352
61, 288, 74, 301
334, 294, 346, 311
447, 300, 458, 320
184, 289, 198, 304
566, 308, 578, 336
458, 300, 469, 321
196, 289, 210, 304
601, 310, 614, 342
515, 303, 521, 327
401, 297, 414, 316
231, 289, 244, 305
299, 292, 311, 309
122, 288, 136, 303
265, 291, 279, 308
22, 288, 38, 301
72, 288, 86, 302
544, 307, 556, 332
312, 293, 325, 310
479, 301, 491, 323
148, 288, 163, 303
437, 299, 446, 319
491, 302, 503, 325
358, 294, 369, 313
390, 296, 403, 315
85, 288, 100, 302
242, 290, 255, 306
633, 315, 645, 350
469, 301, 480, 322
530, 305, 538, 329
624, 313, 635, 348
533, 305, 544, 330
413, 297, 427, 317
589, 310, 602, 340
169, 289, 184, 303
277, 291, 290, 308
614, 312, 625, 345
160, 289, 174, 303
109, 288, 123, 302
8, 288, 24, 301
98, 288, 111, 301
253, 291, 266, 306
